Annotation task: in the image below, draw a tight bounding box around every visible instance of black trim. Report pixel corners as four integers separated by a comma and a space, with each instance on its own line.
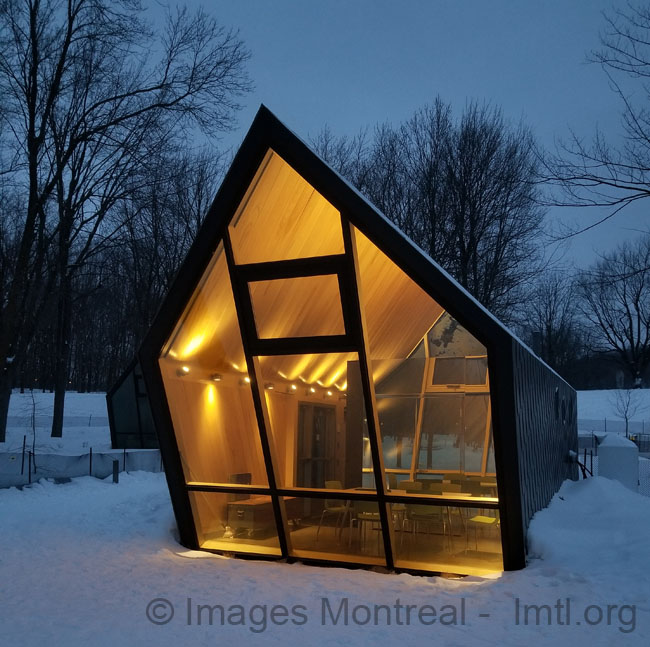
234, 254, 346, 281
222, 232, 291, 558
340, 218, 395, 570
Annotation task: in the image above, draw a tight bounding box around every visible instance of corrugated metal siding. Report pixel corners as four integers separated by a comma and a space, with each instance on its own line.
512, 341, 578, 534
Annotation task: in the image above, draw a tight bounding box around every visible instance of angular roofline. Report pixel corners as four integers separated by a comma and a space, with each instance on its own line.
140, 103, 571, 389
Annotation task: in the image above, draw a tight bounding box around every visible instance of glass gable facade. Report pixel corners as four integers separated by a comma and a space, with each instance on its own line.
157, 150, 502, 576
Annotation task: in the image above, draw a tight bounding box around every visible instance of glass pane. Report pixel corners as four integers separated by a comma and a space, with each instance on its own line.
353, 227, 443, 363
390, 503, 502, 576
420, 395, 462, 471
249, 275, 345, 339
353, 225, 497, 491
159, 243, 268, 486
466, 357, 488, 385
229, 150, 344, 264
432, 358, 465, 384
487, 432, 496, 474
283, 496, 386, 566
257, 354, 375, 490
189, 491, 281, 556
464, 395, 490, 472
377, 397, 417, 471
109, 370, 140, 447
375, 358, 425, 395
428, 312, 487, 358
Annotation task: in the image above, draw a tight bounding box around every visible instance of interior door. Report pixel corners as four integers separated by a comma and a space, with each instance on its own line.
297, 403, 336, 487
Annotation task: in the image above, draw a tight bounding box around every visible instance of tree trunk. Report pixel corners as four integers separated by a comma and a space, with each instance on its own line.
51, 279, 72, 438
0, 372, 12, 443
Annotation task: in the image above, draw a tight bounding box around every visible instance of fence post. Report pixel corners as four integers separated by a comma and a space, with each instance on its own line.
21, 435, 26, 475
89, 447, 93, 476
123, 448, 126, 473
28, 451, 32, 485
112, 460, 119, 484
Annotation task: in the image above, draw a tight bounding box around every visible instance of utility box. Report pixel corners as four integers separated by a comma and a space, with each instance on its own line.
597, 434, 639, 491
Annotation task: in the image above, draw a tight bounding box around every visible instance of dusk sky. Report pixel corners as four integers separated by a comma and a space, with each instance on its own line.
199, 0, 648, 269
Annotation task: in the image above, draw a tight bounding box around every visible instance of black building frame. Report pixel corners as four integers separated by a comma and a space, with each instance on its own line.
137, 106, 577, 575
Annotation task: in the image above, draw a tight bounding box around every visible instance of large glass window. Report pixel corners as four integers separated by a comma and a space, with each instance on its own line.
256, 353, 374, 490
389, 503, 503, 575
281, 496, 385, 566
249, 274, 345, 339
352, 226, 497, 497
189, 491, 281, 556
229, 151, 344, 264
159, 243, 268, 486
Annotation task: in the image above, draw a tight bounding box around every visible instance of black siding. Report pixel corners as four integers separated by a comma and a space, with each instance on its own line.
512, 340, 578, 541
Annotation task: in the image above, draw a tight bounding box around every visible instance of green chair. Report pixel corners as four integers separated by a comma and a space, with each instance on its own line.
316, 480, 348, 542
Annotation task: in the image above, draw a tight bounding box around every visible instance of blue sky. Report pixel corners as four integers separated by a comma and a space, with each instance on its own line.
196, 0, 647, 268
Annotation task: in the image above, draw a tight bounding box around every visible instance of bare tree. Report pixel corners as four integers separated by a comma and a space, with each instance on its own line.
577, 235, 650, 386
519, 271, 586, 378
610, 388, 647, 437
0, 0, 251, 440
543, 2, 650, 224
314, 99, 547, 320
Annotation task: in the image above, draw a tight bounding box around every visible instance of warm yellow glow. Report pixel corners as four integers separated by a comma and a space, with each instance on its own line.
244, 376, 251, 384
206, 384, 216, 406
326, 391, 333, 397
290, 384, 297, 391
180, 333, 205, 359
309, 387, 316, 393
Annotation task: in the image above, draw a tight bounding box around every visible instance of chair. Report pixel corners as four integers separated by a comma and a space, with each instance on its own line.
349, 500, 382, 553
316, 480, 348, 542
466, 512, 499, 552
401, 504, 450, 552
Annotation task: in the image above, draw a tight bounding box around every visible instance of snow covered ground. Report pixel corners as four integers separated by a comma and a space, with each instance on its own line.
0, 390, 649, 645
0, 472, 647, 646
5, 391, 112, 454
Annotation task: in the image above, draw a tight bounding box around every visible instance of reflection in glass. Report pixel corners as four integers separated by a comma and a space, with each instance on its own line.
353, 226, 497, 496
284, 496, 385, 566
390, 503, 502, 575
189, 491, 281, 556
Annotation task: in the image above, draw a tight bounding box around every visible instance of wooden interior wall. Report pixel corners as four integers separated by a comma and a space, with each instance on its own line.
249, 274, 346, 339
264, 390, 298, 487
159, 360, 267, 485
163, 244, 247, 375
354, 228, 443, 363
228, 151, 344, 264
